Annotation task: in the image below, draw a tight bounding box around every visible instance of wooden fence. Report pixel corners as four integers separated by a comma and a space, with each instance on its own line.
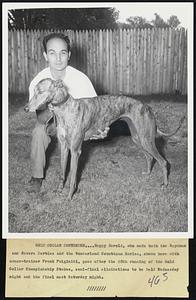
8, 28, 187, 95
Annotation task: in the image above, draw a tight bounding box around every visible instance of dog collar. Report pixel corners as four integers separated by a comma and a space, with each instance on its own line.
51, 94, 70, 107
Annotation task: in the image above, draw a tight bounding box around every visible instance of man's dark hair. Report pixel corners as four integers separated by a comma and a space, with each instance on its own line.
43, 33, 71, 52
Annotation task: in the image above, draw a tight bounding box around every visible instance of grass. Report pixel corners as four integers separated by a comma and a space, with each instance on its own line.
8, 93, 188, 233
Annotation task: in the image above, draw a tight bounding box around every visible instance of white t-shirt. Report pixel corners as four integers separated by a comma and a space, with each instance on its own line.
29, 65, 97, 101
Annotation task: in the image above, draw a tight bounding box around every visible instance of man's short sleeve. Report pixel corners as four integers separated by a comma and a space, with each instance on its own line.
64, 66, 97, 98
78, 75, 97, 98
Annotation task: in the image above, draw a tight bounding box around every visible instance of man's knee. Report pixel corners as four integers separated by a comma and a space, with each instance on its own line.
32, 124, 51, 144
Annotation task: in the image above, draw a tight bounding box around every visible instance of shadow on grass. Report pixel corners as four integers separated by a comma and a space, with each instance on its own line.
76, 120, 131, 188
44, 119, 172, 191
72, 120, 171, 192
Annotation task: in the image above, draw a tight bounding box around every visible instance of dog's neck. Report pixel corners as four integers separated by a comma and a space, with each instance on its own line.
51, 93, 70, 107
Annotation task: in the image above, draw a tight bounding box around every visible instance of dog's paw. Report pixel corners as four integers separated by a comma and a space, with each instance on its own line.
142, 170, 151, 175
160, 183, 168, 189
67, 193, 73, 201
67, 189, 76, 201
56, 181, 64, 194
76, 188, 80, 194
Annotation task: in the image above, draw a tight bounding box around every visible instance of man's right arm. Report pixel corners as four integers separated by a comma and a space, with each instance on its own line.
29, 79, 47, 112
29, 80, 34, 102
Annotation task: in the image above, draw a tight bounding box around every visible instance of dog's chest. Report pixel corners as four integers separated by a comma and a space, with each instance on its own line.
55, 109, 77, 146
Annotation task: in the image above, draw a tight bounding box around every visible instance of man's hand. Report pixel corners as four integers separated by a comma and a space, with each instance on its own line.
90, 127, 110, 140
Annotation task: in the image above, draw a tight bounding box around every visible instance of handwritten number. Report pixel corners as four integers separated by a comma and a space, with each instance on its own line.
148, 276, 154, 287
154, 276, 160, 285
163, 272, 168, 282
148, 275, 160, 287
148, 273, 168, 287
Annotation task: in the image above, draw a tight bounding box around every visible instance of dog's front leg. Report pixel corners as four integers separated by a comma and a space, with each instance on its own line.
68, 147, 82, 200
57, 141, 69, 193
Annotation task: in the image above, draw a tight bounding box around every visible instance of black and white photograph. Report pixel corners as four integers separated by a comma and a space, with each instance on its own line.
3, 2, 193, 236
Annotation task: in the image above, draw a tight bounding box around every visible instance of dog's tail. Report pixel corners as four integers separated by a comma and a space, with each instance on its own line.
156, 115, 185, 138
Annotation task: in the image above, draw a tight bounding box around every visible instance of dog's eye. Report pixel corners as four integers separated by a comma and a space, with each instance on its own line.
34, 89, 39, 96
37, 86, 46, 94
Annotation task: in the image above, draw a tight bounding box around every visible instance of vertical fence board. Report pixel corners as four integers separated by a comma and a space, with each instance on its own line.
156, 28, 161, 93
163, 28, 168, 93
143, 29, 146, 94
115, 29, 118, 93
170, 29, 175, 92
106, 29, 110, 93
129, 29, 133, 94
91, 29, 95, 86
102, 30, 106, 93
136, 29, 140, 94
125, 29, 130, 95
159, 28, 163, 93
20, 30, 25, 92
98, 30, 103, 93
113, 30, 117, 94
87, 30, 91, 81
173, 30, 179, 91
24, 30, 28, 90
181, 30, 186, 95
94, 30, 98, 91
119, 29, 123, 93
153, 29, 158, 93
167, 28, 172, 93
179, 28, 185, 93
139, 29, 142, 94
133, 28, 137, 95
148, 28, 154, 94
16, 30, 21, 92
146, 28, 150, 94
109, 29, 113, 93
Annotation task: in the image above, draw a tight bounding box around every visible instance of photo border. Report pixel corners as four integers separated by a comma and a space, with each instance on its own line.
2, 2, 194, 239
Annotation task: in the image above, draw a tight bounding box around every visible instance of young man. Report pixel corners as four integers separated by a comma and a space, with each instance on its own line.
28, 33, 108, 192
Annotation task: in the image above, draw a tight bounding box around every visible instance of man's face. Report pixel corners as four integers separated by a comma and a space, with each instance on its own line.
43, 37, 71, 72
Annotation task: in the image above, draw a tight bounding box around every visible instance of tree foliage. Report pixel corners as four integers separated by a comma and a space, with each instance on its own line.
120, 13, 181, 29
167, 15, 181, 28
125, 16, 153, 28
8, 8, 119, 30
151, 13, 169, 28
8, 9, 182, 31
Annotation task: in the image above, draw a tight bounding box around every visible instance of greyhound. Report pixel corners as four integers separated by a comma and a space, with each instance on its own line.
24, 78, 185, 200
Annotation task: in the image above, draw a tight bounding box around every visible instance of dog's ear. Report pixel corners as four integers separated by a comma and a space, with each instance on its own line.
53, 79, 65, 89
51, 79, 68, 104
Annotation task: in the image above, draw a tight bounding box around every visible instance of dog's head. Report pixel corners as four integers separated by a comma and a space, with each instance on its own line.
24, 78, 69, 112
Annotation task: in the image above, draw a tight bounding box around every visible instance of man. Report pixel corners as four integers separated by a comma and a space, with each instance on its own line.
28, 33, 109, 192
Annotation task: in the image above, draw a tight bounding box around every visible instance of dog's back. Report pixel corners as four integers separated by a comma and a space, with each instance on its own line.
71, 95, 142, 140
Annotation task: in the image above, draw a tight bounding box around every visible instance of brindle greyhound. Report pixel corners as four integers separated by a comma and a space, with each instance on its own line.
24, 78, 185, 200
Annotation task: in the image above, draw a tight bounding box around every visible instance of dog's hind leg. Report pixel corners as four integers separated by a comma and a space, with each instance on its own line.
142, 152, 154, 175
141, 139, 168, 186
124, 117, 154, 176
132, 135, 154, 176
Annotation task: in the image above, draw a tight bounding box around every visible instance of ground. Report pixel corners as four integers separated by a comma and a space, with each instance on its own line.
8, 94, 188, 233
